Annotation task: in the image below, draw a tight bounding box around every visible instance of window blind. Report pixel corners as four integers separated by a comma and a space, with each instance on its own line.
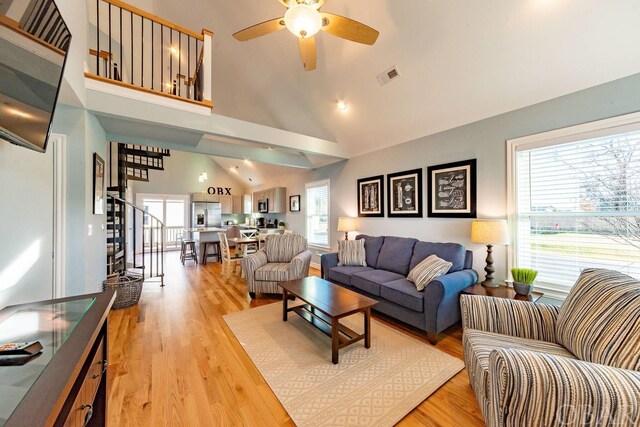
514, 130, 640, 298
306, 180, 330, 247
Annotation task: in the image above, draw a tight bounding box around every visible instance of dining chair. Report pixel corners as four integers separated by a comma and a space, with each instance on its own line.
257, 233, 269, 250
218, 232, 242, 273
240, 228, 259, 254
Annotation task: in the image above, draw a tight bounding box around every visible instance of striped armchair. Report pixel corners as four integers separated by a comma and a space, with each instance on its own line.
242, 233, 312, 298
461, 268, 640, 427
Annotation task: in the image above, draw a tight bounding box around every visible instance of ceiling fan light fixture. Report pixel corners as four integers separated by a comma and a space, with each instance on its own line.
284, 4, 322, 38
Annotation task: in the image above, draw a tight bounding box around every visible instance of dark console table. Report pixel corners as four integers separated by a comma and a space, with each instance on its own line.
0, 291, 115, 426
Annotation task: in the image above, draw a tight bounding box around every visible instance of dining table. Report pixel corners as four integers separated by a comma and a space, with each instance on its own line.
228, 236, 259, 256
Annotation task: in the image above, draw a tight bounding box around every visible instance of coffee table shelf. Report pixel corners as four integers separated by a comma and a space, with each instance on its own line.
291, 304, 361, 348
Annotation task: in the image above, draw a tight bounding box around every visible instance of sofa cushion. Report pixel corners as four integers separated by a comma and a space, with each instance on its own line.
380, 279, 424, 312
556, 268, 640, 370
254, 263, 290, 282
463, 329, 577, 416
265, 234, 307, 263
337, 239, 367, 267
375, 236, 417, 276
410, 241, 467, 273
351, 269, 405, 296
355, 235, 385, 269
328, 266, 372, 286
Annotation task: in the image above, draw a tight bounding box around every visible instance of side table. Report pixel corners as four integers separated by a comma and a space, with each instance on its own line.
462, 283, 544, 302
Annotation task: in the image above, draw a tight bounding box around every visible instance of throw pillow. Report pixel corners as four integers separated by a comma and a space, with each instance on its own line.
407, 255, 452, 291
337, 239, 367, 267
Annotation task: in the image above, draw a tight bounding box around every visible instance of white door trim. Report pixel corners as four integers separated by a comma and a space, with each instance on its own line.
52, 133, 66, 298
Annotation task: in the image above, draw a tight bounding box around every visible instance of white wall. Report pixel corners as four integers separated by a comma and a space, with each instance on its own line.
0, 142, 53, 308
252, 73, 640, 287
130, 150, 247, 200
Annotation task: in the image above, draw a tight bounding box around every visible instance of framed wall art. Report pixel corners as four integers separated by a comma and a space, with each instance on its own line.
93, 153, 105, 215
387, 168, 423, 218
427, 159, 476, 218
289, 195, 301, 212
357, 175, 384, 217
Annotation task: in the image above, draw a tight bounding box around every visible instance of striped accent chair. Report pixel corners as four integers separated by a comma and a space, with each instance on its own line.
242, 233, 312, 298
461, 268, 640, 426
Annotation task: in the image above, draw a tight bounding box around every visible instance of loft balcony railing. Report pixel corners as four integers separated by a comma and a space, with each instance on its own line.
86, 0, 213, 108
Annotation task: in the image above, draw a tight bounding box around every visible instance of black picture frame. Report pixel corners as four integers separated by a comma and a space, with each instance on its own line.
387, 168, 423, 218
357, 175, 384, 217
427, 159, 477, 218
93, 153, 105, 215
289, 195, 301, 212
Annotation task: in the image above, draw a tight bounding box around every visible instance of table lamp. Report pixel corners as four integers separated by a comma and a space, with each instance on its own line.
471, 219, 509, 288
337, 217, 357, 240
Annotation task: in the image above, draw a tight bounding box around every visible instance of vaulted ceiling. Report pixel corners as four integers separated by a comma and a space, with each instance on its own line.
149, 0, 640, 159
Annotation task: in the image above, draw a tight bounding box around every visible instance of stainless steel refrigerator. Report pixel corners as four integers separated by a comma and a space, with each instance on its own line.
191, 202, 222, 228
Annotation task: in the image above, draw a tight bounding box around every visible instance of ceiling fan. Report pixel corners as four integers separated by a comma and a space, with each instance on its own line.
232, 0, 379, 71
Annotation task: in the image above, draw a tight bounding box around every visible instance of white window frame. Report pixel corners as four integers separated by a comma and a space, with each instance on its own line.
507, 111, 640, 300
305, 179, 331, 249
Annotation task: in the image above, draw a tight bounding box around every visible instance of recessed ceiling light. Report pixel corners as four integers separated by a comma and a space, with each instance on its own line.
337, 100, 348, 111
249, 178, 253, 182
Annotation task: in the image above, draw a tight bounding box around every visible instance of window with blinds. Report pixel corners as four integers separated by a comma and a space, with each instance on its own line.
513, 128, 640, 298
306, 179, 330, 248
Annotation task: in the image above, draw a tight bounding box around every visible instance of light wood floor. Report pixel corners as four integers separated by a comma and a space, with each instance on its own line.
106, 252, 484, 426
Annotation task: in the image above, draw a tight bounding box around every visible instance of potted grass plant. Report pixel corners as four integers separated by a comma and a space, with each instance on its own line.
511, 268, 538, 296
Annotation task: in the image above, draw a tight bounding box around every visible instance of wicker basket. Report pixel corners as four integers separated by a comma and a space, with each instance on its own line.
103, 273, 144, 310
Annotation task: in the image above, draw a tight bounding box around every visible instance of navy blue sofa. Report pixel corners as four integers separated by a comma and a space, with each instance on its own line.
320, 235, 478, 343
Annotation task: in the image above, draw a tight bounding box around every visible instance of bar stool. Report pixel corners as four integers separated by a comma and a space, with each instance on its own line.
181, 240, 198, 265
202, 241, 221, 264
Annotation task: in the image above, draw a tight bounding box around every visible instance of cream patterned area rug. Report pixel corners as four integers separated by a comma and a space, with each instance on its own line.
223, 302, 464, 426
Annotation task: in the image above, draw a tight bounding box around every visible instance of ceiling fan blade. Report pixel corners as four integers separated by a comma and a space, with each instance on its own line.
233, 17, 286, 41
298, 36, 317, 71
320, 13, 379, 45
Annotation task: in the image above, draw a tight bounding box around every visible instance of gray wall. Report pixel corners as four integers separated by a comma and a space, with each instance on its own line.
0, 142, 53, 308
252, 73, 640, 290
52, 106, 108, 297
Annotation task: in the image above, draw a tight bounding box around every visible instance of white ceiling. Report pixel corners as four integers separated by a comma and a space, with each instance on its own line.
151, 0, 640, 159
211, 155, 305, 187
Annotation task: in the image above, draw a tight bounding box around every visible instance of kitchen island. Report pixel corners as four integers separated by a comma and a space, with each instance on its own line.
183, 227, 226, 261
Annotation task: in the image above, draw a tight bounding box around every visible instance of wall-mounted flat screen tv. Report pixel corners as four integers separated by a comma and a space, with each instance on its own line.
0, 0, 70, 153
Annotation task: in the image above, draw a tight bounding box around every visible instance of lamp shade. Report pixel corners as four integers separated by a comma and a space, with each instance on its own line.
284, 4, 323, 38
471, 219, 509, 245
337, 217, 357, 232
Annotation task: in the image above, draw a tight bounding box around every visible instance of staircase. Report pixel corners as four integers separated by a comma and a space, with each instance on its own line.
107, 143, 171, 286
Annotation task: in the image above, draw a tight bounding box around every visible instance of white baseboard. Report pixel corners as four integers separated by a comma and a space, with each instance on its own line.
310, 262, 321, 271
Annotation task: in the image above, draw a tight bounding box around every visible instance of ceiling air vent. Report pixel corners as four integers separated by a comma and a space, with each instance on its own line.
377, 66, 400, 86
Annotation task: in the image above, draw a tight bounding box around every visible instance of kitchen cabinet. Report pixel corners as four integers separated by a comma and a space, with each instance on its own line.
192, 193, 219, 203
252, 187, 287, 213
268, 187, 286, 213
232, 196, 243, 214
252, 191, 263, 213
243, 194, 252, 214
220, 195, 233, 214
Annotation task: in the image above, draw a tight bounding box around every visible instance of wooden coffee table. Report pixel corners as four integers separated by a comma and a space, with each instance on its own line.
279, 276, 378, 364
